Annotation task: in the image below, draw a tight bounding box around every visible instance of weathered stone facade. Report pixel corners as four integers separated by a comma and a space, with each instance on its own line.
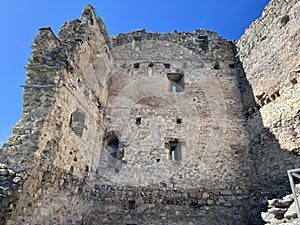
93, 29, 254, 224
237, 0, 300, 223
0, 0, 299, 224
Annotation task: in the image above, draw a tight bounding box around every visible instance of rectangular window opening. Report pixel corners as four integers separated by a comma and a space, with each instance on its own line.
176, 118, 182, 124
133, 63, 140, 69
136, 117, 141, 125
168, 139, 181, 161
171, 149, 176, 161
164, 63, 171, 69
134, 46, 140, 52
194, 35, 208, 51
229, 63, 235, 68
167, 73, 184, 92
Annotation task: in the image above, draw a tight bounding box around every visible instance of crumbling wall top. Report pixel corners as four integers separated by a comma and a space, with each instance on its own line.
111, 29, 224, 49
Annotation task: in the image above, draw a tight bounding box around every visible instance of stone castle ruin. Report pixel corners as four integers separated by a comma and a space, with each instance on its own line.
0, 0, 299, 224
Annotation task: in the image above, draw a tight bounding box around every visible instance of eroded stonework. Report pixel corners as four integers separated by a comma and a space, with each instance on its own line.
0, 1, 299, 224
237, 0, 300, 223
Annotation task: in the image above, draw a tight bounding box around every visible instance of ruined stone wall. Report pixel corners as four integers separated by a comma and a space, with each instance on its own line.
0, 7, 259, 223
87, 30, 256, 224
0, 5, 113, 224
2, 1, 299, 224
237, 0, 300, 204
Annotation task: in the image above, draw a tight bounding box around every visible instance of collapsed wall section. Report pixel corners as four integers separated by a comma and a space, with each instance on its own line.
0, 5, 113, 224
237, 0, 300, 205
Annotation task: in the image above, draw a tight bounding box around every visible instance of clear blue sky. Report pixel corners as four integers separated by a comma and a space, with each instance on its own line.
0, 0, 269, 146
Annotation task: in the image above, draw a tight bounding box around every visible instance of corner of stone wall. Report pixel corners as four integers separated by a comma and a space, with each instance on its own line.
236, 0, 300, 221
1, 27, 61, 169
0, 5, 114, 224
0, 26, 62, 225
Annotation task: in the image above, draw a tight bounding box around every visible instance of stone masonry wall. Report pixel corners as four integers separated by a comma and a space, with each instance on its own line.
237, 0, 300, 215
2, 1, 299, 224
0, 8, 257, 224
90, 30, 256, 224
0, 5, 113, 224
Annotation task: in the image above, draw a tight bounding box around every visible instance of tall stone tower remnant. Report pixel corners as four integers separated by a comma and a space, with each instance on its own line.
0, 0, 299, 224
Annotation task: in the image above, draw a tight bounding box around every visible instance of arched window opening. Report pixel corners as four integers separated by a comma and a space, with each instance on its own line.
102, 131, 120, 167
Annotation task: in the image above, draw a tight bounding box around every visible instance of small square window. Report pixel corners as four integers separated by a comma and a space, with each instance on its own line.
177, 118, 182, 124
167, 73, 184, 92
133, 63, 140, 69
194, 35, 208, 50
164, 63, 170, 69
229, 63, 235, 68
148, 62, 154, 67
136, 117, 141, 125
134, 46, 140, 52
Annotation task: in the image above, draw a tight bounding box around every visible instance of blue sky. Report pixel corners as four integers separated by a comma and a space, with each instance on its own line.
0, 0, 269, 146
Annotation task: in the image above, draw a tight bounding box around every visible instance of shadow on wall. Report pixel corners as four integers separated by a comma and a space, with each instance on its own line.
236, 53, 300, 222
